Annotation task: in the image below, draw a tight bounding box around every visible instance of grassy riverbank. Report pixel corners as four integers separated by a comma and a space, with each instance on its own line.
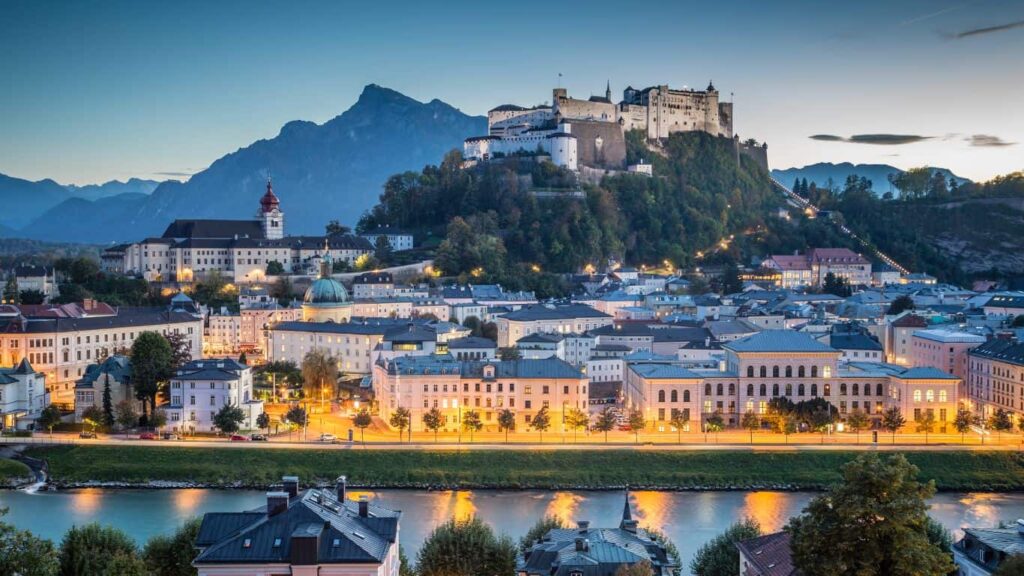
20, 446, 1024, 491
0, 458, 33, 486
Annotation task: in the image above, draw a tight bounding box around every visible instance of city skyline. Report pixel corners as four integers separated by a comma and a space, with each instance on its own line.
1, 0, 1022, 185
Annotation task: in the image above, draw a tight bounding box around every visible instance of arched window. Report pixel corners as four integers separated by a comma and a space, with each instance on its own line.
717, 383, 724, 395
671, 390, 678, 402
705, 383, 711, 396
798, 383, 806, 396
853, 383, 860, 396
824, 383, 831, 396
658, 390, 666, 402
759, 384, 767, 396
811, 383, 818, 397
863, 384, 871, 397
772, 383, 779, 396
747, 366, 754, 378
840, 383, 848, 395
811, 366, 818, 378
760, 366, 767, 378
785, 366, 793, 378
747, 384, 754, 396
798, 366, 805, 378
729, 383, 736, 394
785, 383, 793, 396
876, 383, 884, 396
683, 390, 691, 402
913, 389, 922, 402
772, 366, 780, 378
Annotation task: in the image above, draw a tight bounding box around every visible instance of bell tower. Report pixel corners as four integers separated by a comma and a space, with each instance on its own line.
258, 178, 284, 239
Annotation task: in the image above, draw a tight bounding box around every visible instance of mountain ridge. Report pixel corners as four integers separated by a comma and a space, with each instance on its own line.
771, 162, 970, 197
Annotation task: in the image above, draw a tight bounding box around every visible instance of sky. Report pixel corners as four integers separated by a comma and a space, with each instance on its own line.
1, 0, 1022, 185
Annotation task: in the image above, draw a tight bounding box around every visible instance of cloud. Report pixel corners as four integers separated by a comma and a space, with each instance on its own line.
901, 4, 967, 26
951, 19, 1024, 39
809, 134, 932, 145
966, 134, 1017, 147
155, 171, 193, 177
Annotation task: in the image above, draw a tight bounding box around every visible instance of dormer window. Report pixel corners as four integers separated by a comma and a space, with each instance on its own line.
273, 538, 282, 548
243, 538, 251, 548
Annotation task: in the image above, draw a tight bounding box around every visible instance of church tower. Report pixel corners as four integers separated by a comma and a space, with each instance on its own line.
258, 179, 284, 240
605, 80, 612, 102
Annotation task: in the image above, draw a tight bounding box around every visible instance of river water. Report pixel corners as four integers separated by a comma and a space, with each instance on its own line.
1, 489, 1022, 571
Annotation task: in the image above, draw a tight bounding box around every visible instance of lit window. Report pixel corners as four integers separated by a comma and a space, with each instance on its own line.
913, 390, 922, 402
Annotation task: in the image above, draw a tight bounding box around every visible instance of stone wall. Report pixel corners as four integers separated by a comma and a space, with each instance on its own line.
567, 120, 627, 170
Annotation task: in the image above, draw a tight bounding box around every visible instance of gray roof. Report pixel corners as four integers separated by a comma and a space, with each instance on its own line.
162, 219, 265, 240
519, 522, 676, 576
447, 336, 497, 349
724, 330, 836, 354
897, 366, 959, 380
385, 355, 583, 379
628, 364, 702, 379
969, 338, 1024, 367
830, 333, 883, 351
0, 309, 199, 334
76, 355, 131, 388
501, 304, 610, 322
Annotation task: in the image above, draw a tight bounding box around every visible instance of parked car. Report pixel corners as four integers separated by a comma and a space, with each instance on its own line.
161, 432, 179, 440
138, 432, 157, 440
318, 433, 336, 443
229, 434, 248, 442
249, 433, 268, 441
78, 431, 97, 439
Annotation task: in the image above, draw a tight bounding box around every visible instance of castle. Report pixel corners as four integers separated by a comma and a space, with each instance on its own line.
463, 81, 735, 171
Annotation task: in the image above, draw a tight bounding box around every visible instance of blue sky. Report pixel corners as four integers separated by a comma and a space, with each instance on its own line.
1, 0, 1022, 184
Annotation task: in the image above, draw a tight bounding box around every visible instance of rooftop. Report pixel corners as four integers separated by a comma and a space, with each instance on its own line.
724, 330, 836, 354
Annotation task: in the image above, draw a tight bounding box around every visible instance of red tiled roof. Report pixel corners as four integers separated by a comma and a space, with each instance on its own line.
769, 255, 811, 271
891, 314, 927, 328
808, 248, 868, 265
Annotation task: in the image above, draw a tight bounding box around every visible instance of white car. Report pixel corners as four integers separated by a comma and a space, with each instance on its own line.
318, 433, 336, 442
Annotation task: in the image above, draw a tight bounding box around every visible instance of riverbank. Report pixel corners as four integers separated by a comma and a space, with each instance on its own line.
0, 458, 33, 488
12, 446, 1024, 491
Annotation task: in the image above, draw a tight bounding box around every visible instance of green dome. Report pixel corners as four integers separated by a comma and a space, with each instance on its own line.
303, 277, 349, 306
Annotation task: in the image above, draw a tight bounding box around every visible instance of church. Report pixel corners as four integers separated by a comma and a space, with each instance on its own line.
100, 181, 373, 283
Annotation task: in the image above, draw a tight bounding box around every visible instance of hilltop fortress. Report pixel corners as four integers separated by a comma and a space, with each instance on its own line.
464, 81, 747, 173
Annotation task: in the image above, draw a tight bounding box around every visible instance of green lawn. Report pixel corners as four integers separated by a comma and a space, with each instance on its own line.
0, 458, 33, 485
23, 447, 1024, 491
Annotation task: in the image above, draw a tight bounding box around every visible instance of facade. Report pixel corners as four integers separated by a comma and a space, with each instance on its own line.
884, 313, 928, 365
165, 358, 262, 433
193, 476, 401, 576
463, 123, 579, 170
953, 519, 1024, 576
765, 249, 871, 289
495, 304, 613, 347
967, 337, 1024, 419
0, 307, 202, 406
373, 354, 587, 433
359, 229, 414, 252
73, 355, 139, 420
204, 305, 302, 359
12, 265, 58, 301
0, 359, 49, 430
352, 272, 395, 300
911, 329, 985, 382
301, 251, 352, 323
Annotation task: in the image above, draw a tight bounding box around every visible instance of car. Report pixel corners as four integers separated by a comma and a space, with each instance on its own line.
138, 432, 157, 440
617, 424, 632, 432
249, 433, 268, 441
229, 434, 248, 442
318, 433, 336, 442
161, 432, 179, 440
79, 431, 97, 439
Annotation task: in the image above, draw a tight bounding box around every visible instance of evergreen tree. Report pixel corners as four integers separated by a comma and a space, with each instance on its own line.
690, 518, 761, 576
129, 332, 173, 420
142, 518, 201, 576
3, 276, 19, 304
59, 523, 144, 576
101, 380, 114, 427
416, 517, 516, 576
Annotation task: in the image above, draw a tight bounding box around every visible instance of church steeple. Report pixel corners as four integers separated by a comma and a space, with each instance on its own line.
258, 177, 284, 240
320, 237, 333, 278
605, 80, 612, 102
619, 488, 638, 533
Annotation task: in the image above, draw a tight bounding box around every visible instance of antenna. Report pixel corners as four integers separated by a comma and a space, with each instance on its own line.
557, 72, 563, 89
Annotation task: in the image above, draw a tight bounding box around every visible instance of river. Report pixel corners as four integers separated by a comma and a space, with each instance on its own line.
2, 489, 1022, 570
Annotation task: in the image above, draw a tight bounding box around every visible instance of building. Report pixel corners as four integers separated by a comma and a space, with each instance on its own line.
11, 265, 58, 301
737, 532, 797, 576
463, 122, 579, 170
517, 493, 679, 576
352, 272, 395, 300
193, 476, 401, 576
373, 354, 587, 433
73, 355, 137, 420
884, 313, 928, 365
765, 249, 871, 289
100, 182, 372, 283
0, 307, 202, 407
165, 358, 262, 433
967, 337, 1024, 419
301, 250, 352, 323
982, 294, 1024, 319
912, 329, 985, 381
359, 229, 414, 252
0, 359, 49, 431
953, 519, 1024, 576
447, 336, 497, 361
495, 304, 612, 347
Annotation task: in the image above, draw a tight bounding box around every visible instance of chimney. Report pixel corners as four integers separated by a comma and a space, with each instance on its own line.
358, 496, 369, 517
574, 537, 589, 552
266, 491, 289, 516
1017, 519, 1024, 536
282, 476, 299, 498
336, 475, 347, 502
577, 520, 589, 533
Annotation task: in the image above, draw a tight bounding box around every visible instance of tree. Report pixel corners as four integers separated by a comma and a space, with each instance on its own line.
498, 346, 522, 361
256, 412, 271, 434
915, 410, 936, 444
81, 405, 104, 432
129, 331, 173, 420
690, 518, 761, 576
389, 407, 411, 442
0, 506, 59, 576
532, 406, 551, 442
593, 406, 617, 443
325, 220, 351, 236
265, 260, 284, 275
114, 400, 138, 433
882, 406, 906, 444
212, 404, 245, 434
720, 262, 743, 295
954, 408, 973, 443
518, 516, 567, 554
37, 404, 62, 438
423, 407, 444, 443
822, 272, 851, 297
101, 380, 114, 427
669, 409, 690, 444
988, 408, 1013, 440
164, 331, 193, 371
352, 409, 372, 443
59, 523, 145, 576
237, 351, 247, 365
994, 555, 1024, 576
149, 408, 167, 432
614, 562, 654, 576
497, 409, 515, 443
886, 295, 915, 315
627, 408, 646, 444
416, 517, 516, 576
18, 289, 45, 305
462, 409, 483, 442
846, 409, 869, 443
270, 275, 293, 301
374, 235, 393, 264
740, 410, 759, 444
285, 405, 308, 429
704, 412, 724, 443
788, 453, 955, 576
301, 349, 339, 411
565, 407, 589, 443
809, 406, 836, 443
2, 276, 19, 304
142, 517, 201, 576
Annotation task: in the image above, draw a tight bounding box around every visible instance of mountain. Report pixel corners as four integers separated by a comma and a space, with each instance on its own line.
25, 193, 150, 243
771, 162, 970, 196
20, 84, 486, 244
65, 178, 160, 201
0, 174, 72, 229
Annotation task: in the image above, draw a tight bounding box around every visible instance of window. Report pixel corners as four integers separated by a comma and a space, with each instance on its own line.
785, 366, 792, 378
772, 366, 779, 378
785, 384, 793, 396
747, 366, 754, 377
716, 383, 723, 395
772, 383, 779, 396
759, 384, 767, 396
759, 366, 767, 378
876, 383, 884, 396
798, 384, 806, 396
704, 383, 711, 396
853, 383, 860, 396
811, 366, 819, 378
798, 366, 805, 378
925, 389, 935, 402
913, 390, 922, 402
658, 390, 666, 402
683, 390, 690, 402
670, 390, 678, 402
811, 384, 818, 397
939, 390, 947, 402
840, 383, 848, 395
746, 384, 754, 396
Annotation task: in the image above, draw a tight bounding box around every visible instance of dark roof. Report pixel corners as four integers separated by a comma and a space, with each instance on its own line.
161, 219, 265, 240
270, 319, 432, 336
724, 330, 836, 354
518, 522, 677, 576
970, 338, 1024, 367
447, 336, 497, 349
14, 265, 52, 277
897, 367, 959, 380
830, 333, 882, 351
736, 532, 798, 576
385, 355, 583, 379
591, 324, 655, 337
77, 355, 131, 387
353, 272, 394, 285
891, 314, 928, 328
0, 309, 199, 335
501, 304, 611, 322
985, 294, 1024, 310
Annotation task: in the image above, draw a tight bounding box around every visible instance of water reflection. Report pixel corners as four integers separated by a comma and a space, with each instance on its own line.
632, 491, 672, 531
71, 488, 102, 514
172, 489, 205, 515
544, 492, 583, 525
741, 492, 792, 532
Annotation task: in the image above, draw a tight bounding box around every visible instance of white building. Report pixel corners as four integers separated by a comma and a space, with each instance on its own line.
359, 229, 414, 252
0, 359, 49, 431
165, 358, 262, 433
464, 123, 578, 171
495, 304, 612, 347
